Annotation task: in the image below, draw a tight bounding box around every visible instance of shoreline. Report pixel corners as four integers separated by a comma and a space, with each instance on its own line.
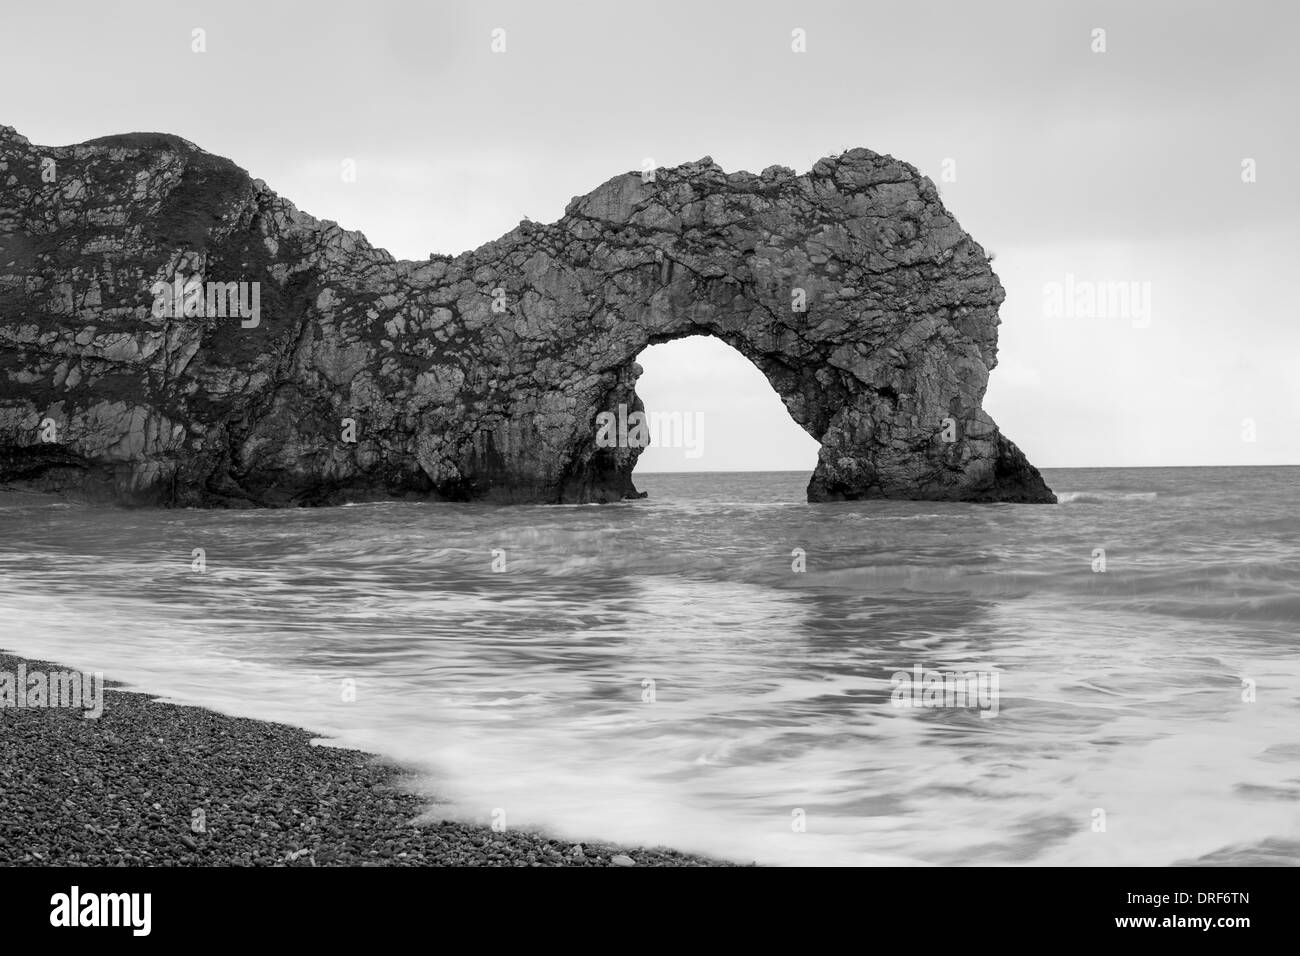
0, 652, 739, 867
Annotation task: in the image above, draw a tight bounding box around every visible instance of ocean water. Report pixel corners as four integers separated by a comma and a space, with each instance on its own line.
1, 466, 1298, 866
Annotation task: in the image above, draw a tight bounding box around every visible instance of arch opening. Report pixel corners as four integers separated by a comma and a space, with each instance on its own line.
627, 335, 819, 495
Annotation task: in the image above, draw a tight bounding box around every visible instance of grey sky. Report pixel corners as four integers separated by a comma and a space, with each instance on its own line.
3, 0, 1295, 468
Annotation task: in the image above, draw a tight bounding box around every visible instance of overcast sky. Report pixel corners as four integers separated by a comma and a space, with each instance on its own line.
3, 0, 1295, 470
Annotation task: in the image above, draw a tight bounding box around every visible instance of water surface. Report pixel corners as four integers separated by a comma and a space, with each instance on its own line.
1, 466, 1297, 865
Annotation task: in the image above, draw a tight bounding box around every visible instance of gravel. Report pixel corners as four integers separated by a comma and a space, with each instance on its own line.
0, 653, 737, 867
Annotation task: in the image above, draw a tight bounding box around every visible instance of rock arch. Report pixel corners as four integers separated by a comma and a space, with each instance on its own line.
0, 126, 1055, 506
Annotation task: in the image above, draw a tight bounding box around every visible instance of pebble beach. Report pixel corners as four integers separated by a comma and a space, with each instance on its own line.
0, 653, 733, 867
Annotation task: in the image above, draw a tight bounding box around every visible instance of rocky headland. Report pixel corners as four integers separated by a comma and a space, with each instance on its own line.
0, 126, 1054, 505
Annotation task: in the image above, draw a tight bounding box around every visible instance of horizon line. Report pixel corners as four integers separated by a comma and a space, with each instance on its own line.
634, 463, 1300, 474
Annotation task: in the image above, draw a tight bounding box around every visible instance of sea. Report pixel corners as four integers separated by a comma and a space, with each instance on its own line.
1, 466, 1297, 866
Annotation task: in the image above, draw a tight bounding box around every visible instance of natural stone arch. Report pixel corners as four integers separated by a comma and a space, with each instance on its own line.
0, 127, 1054, 506
482, 154, 1054, 504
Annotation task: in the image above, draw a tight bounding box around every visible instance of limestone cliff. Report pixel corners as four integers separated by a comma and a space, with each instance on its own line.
0, 126, 1054, 505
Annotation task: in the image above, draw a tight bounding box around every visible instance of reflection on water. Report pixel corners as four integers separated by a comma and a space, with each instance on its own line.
1, 466, 1298, 865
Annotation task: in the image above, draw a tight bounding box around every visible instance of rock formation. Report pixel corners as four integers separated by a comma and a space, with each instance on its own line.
0, 125, 1055, 505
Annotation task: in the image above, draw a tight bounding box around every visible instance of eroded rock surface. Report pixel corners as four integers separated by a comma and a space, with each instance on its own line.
0, 126, 1054, 505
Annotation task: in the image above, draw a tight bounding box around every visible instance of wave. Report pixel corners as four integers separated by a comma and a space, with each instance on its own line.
1056, 491, 1158, 504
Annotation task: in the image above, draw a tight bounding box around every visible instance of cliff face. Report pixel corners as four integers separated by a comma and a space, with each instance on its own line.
0, 125, 1055, 505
